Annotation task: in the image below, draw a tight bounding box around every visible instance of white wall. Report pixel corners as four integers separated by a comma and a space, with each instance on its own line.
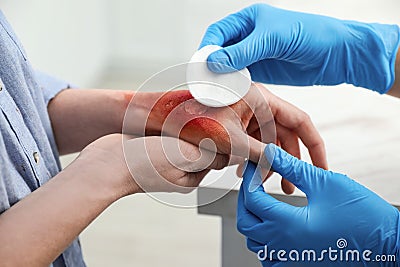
1, 2, 399, 266
1, 0, 399, 87
0, 0, 110, 87
108, 0, 261, 64
106, 0, 400, 78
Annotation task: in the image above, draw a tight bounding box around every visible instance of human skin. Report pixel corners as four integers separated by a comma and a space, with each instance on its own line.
0, 134, 227, 266
50, 85, 327, 192
124, 85, 327, 194
0, 85, 326, 265
124, 84, 327, 172
387, 48, 400, 97
48, 88, 131, 155
131, 87, 267, 164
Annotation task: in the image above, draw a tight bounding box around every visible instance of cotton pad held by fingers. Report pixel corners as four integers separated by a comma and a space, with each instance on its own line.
186, 45, 251, 107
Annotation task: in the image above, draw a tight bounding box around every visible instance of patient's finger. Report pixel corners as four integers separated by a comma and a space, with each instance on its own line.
276, 124, 300, 194
269, 94, 328, 169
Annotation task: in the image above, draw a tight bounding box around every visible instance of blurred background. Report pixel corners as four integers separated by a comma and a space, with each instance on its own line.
1, 0, 400, 266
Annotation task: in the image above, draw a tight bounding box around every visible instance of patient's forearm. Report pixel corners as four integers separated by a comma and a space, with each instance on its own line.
48, 89, 134, 155
0, 160, 118, 266
387, 48, 400, 98
48, 89, 200, 155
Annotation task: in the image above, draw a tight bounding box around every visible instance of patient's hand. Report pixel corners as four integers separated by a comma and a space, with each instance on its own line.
124, 83, 327, 194
148, 84, 273, 161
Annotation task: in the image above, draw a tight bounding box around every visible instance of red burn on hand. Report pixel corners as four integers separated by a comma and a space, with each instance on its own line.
147, 90, 243, 155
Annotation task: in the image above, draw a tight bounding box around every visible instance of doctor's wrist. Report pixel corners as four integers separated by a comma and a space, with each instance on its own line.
346, 23, 400, 93
387, 47, 400, 98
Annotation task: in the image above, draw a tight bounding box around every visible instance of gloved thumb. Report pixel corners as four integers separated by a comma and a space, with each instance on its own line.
265, 144, 323, 196
207, 34, 259, 74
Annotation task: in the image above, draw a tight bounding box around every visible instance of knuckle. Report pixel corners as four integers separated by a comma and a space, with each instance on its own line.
311, 139, 326, 153
246, 238, 257, 252
214, 155, 229, 170
292, 113, 309, 130
206, 23, 222, 35
252, 3, 264, 10
236, 218, 247, 234
301, 112, 312, 123
246, 239, 252, 250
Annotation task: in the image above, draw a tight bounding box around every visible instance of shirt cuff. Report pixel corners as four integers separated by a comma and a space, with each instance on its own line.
34, 70, 76, 105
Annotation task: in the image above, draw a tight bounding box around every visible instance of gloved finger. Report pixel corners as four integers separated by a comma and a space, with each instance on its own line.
246, 238, 266, 256
246, 238, 261, 253
237, 163, 274, 183
237, 184, 263, 235
264, 144, 323, 196
242, 160, 297, 220
207, 32, 261, 73
199, 7, 255, 49
276, 125, 300, 194
246, 238, 279, 266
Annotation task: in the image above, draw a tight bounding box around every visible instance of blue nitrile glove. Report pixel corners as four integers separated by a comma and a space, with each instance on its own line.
200, 4, 400, 93
237, 144, 400, 266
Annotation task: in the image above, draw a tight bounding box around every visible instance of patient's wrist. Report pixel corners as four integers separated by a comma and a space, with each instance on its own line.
123, 91, 193, 136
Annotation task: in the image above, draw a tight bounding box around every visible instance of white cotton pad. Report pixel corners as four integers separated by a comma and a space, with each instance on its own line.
186, 45, 251, 107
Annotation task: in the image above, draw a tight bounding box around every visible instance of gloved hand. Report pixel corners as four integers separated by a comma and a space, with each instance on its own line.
237, 144, 400, 266
200, 4, 400, 93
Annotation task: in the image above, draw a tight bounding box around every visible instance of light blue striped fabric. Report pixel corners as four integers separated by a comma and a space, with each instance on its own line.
0, 10, 85, 267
